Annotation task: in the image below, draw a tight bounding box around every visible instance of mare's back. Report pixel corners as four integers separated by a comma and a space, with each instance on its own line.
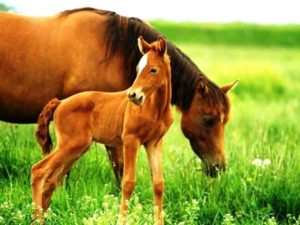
0, 11, 108, 69
0, 10, 114, 123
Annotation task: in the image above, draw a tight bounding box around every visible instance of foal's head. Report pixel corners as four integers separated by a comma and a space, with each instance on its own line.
128, 36, 170, 105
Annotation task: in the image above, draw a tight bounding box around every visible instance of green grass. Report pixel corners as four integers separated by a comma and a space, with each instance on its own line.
1, 22, 300, 224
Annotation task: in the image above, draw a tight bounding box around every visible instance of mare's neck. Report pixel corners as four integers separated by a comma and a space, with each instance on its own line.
166, 43, 201, 111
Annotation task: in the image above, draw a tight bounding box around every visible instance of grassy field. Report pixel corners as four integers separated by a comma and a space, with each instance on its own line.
0, 22, 300, 225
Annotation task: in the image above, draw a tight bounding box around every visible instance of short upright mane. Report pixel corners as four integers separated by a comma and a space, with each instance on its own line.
60, 8, 228, 111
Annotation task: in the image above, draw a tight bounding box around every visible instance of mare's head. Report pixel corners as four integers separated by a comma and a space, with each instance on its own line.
128, 36, 170, 105
181, 79, 238, 177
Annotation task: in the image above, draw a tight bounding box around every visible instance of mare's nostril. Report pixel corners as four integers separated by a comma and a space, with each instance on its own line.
205, 164, 225, 178
215, 164, 226, 172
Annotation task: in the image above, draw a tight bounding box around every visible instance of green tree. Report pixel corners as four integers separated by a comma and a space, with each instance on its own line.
0, 2, 14, 11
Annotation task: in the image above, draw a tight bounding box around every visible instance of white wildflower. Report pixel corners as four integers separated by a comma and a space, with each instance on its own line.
102, 201, 109, 209
262, 159, 271, 168
15, 210, 25, 220
222, 213, 235, 225
252, 158, 262, 167
252, 158, 271, 169
0, 201, 13, 209
192, 199, 198, 206
267, 216, 277, 225
83, 217, 94, 225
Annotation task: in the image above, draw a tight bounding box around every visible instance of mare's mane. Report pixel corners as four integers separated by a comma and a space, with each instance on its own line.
60, 8, 228, 111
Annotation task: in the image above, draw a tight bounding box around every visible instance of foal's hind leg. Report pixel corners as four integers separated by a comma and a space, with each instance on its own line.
106, 145, 124, 185
31, 136, 91, 221
145, 139, 164, 225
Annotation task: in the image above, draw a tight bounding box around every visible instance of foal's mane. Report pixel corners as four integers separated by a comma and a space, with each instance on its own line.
60, 8, 228, 111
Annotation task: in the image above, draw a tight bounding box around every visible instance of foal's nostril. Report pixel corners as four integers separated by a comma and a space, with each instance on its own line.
138, 95, 143, 102
128, 89, 144, 105
128, 92, 136, 99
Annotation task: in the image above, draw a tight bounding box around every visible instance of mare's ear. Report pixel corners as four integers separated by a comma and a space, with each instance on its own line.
138, 36, 151, 54
197, 78, 208, 96
221, 80, 239, 94
158, 36, 167, 56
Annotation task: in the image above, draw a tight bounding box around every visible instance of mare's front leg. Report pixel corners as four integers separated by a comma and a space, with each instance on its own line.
145, 139, 164, 225
105, 145, 124, 186
119, 135, 140, 224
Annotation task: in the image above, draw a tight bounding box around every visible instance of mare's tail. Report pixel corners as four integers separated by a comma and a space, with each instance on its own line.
36, 98, 60, 155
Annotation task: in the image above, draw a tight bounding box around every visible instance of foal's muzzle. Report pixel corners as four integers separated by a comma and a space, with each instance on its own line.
128, 89, 145, 105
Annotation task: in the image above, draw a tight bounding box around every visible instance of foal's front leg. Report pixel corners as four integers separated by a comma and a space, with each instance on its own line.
119, 135, 140, 224
145, 139, 164, 225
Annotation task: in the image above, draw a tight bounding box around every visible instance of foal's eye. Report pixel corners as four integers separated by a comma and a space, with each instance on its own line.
150, 68, 158, 74
203, 116, 215, 127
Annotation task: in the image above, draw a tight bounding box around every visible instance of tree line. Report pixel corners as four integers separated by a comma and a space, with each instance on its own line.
0, 2, 14, 12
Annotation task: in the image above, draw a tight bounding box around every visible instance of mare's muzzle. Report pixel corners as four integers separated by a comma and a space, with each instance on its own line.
204, 163, 225, 178
189, 140, 226, 178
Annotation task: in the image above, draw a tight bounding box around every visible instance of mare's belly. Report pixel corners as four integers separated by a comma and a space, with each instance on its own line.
0, 77, 63, 123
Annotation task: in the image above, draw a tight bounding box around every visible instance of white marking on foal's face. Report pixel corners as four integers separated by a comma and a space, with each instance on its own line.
137, 54, 148, 76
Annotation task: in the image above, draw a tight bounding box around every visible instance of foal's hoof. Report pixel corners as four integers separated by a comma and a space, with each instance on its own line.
117, 214, 127, 225
31, 218, 45, 225
31, 212, 45, 225
155, 221, 164, 225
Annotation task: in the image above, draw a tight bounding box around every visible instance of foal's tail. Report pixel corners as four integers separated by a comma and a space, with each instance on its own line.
36, 98, 60, 155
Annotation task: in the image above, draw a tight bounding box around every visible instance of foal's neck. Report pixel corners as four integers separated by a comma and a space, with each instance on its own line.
150, 70, 172, 117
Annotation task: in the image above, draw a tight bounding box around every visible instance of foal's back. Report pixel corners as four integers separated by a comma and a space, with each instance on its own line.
54, 91, 128, 148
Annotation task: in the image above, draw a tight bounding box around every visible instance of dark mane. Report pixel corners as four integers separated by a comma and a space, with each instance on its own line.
59, 7, 115, 17
60, 8, 228, 111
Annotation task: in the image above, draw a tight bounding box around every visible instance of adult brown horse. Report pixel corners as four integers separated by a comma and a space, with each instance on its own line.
0, 8, 237, 180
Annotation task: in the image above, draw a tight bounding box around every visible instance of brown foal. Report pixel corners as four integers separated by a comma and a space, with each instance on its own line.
31, 36, 172, 225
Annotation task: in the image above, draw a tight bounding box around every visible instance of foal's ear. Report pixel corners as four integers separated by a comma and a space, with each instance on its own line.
138, 36, 151, 54
158, 36, 167, 55
221, 80, 239, 94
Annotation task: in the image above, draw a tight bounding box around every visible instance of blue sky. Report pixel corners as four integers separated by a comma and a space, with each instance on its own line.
2, 0, 300, 24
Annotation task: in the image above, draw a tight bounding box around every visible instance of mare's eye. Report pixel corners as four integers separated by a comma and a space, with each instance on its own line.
203, 116, 215, 127
150, 68, 157, 74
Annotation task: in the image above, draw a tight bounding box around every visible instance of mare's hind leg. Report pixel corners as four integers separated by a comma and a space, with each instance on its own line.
31, 136, 91, 222
106, 145, 124, 185
145, 139, 164, 225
